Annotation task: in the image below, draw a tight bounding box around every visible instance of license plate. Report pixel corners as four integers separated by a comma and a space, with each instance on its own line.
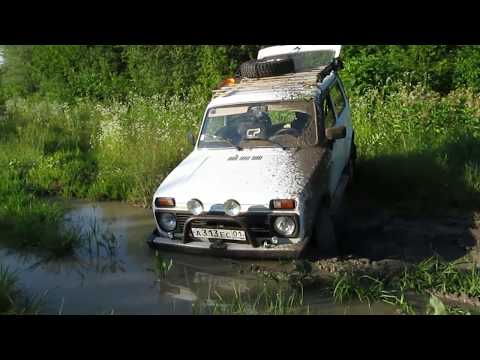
191, 228, 246, 241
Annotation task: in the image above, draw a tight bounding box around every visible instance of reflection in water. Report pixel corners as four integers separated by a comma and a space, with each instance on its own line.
0, 200, 397, 314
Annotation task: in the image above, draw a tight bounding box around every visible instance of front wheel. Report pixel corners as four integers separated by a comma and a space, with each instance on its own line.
346, 141, 357, 189
311, 208, 339, 258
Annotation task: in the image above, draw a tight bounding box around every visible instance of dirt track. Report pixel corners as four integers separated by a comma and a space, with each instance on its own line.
341, 206, 480, 263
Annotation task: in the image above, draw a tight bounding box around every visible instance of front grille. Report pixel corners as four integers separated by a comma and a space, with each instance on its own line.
155, 211, 287, 246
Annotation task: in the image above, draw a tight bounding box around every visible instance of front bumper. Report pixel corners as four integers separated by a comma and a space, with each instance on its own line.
147, 232, 307, 260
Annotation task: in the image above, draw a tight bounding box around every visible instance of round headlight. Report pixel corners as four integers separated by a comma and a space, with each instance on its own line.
224, 199, 241, 217
273, 217, 296, 236
187, 199, 204, 216
159, 213, 176, 232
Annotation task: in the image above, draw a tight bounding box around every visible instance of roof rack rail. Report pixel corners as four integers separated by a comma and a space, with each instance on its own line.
317, 57, 343, 82
212, 58, 343, 100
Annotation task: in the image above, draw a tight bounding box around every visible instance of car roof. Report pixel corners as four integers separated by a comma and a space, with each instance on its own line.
209, 66, 337, 108
208, 89, 316, 108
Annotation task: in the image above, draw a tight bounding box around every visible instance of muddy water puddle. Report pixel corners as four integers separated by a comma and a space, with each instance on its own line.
0, 200, 397, 314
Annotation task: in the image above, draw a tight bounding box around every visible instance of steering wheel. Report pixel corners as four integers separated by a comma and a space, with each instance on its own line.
273, 127, 300, 137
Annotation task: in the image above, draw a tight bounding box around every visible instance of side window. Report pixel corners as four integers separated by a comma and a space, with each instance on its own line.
330, 82, 346, 117
323, 93, 336, 128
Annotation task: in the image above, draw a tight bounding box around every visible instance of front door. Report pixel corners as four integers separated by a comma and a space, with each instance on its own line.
321, 91, 344, 196
329, 79, 351, 172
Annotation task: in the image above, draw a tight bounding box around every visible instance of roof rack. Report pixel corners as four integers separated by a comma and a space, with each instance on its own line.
212, 60, 340, 100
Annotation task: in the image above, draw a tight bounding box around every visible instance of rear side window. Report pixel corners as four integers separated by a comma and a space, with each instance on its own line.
330, 82, 346, 117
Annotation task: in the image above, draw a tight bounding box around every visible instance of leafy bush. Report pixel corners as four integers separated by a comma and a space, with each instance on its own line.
341, 45, 459, 95
453, 45, 480, 91
0, 45, 260, 102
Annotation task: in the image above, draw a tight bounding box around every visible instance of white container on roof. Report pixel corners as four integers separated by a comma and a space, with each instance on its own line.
258, 45, 342, 60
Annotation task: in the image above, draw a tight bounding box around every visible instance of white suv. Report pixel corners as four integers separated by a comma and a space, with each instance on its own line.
148, 45, 356, 259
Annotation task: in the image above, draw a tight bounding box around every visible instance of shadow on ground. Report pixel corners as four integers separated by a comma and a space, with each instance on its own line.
339, 135, 480, 263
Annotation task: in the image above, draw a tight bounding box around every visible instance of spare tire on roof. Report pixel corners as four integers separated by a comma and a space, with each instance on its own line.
239, 60, 258, 79
239, 58, 295, 79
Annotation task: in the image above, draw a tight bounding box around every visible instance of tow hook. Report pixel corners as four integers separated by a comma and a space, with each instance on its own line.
210, 239, 227, 250
263, 238, 279, 248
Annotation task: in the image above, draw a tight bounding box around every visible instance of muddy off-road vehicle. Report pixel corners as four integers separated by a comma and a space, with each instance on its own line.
148, 45, 356, 259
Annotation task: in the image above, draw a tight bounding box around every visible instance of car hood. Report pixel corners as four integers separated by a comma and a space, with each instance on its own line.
154, 147, 329, 213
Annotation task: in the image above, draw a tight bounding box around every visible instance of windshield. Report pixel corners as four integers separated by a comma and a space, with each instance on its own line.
198, 101, 316, 149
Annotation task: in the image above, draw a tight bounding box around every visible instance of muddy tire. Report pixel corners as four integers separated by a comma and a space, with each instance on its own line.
239, 60, 258, 78
312, 208, 339, 258
239, 58, 295, 78
256, 58, 294, 78
346, 141, 357, 189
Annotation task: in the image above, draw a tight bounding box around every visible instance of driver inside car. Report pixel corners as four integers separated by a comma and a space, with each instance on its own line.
238, 111, 271, 140
215, 117, 242, 144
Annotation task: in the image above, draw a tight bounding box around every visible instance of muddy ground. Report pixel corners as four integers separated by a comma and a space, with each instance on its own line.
307, 204, 480, 276
244, 199, 480, 280
344, 206, 478, 259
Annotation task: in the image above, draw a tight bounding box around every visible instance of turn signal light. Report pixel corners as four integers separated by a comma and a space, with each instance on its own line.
222, 78, 236, 86
270, 199, 296, 210
155, 197, 176, 207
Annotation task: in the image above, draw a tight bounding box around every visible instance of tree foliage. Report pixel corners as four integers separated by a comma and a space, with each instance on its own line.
1, 45, 480, 102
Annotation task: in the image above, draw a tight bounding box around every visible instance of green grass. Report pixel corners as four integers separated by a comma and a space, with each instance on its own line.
152, 251, 173, 280
193, 257, 480, 315
194, 281, 308, 315
399, 256, 480, 297
0, 266, 17, 313
329, 256, 480, 315
0, 265, 43, 314
1, 94, 205, 206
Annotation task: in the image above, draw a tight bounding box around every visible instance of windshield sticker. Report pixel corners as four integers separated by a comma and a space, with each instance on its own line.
246, 128, 262, 138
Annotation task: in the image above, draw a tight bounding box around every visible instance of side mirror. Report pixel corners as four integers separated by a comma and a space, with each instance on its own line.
187, 131, 196, 146
325, 125, 346, 141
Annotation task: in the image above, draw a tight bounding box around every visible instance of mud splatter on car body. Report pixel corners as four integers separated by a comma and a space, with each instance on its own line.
149, 47, 353, 258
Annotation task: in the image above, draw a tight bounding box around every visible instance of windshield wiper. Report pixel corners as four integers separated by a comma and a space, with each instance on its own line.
219, 138, 243, 150
264, 138, 293, 150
